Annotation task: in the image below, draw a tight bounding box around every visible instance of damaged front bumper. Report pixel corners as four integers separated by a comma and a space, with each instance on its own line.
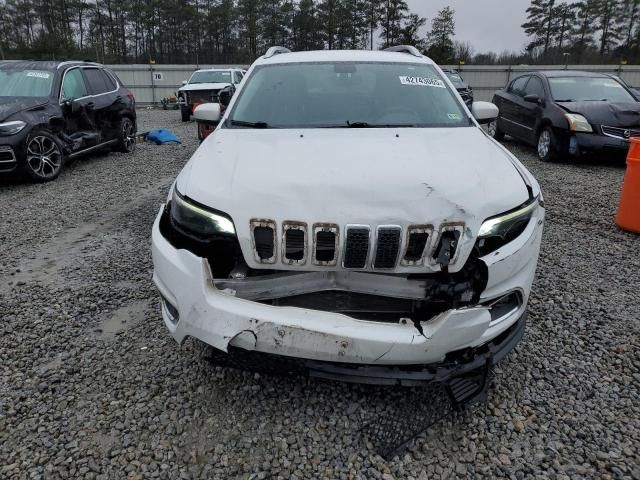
151, 202, 544, 382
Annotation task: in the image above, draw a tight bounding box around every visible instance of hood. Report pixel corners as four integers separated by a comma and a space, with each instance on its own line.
178, 82, 231, 92
177, 127, 531, 272
0, 97, 48, 122
556, 100, 640, 128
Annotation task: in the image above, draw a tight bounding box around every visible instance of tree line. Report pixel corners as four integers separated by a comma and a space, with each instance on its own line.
1, 0, 639, 65
521, 0, 640, 64
0, 0, 467, 64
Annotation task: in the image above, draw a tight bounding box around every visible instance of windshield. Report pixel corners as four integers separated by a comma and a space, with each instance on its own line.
189, 70, 232, 84
445, 72, 464, 83
228, 62, 469, 129
0, 67, 54, 97
549, 77, 635, 102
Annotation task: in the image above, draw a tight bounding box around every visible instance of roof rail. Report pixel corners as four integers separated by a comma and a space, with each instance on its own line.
264, 46, 292, 59
384, 45, 423, 58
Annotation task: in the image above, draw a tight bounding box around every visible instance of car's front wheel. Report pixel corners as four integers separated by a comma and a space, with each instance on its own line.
488, 119, 505, 141
117, 117, 136, 153
24, 131, 64, 182
537, 126, 559, 162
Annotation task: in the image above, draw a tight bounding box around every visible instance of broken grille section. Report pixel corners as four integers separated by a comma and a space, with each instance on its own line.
248, 220, 465, 269
343, 226, 371, 269
282, 222, 307, 265
374, 226, 402, 269
250, 219, 277, 264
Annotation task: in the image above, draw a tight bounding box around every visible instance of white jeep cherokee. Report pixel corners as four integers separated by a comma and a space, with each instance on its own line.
177, 68, 245, 121
152, 46, 545, 389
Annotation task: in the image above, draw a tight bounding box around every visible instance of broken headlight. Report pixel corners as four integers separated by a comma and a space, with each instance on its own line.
475, 197, 539, 256
170, 187, 235, 237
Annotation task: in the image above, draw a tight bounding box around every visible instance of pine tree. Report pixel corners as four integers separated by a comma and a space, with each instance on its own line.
379, 0, 408, 48
522, 0, 556, 58
427, 6, 455, 63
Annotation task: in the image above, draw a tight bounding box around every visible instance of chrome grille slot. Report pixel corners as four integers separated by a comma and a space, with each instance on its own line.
374, 226, 401, 269
343, 226, 370, 269
402, 225, 433, 266
313, 224, 339, 266
250, 219, 277, 264
282, 222, 307, 265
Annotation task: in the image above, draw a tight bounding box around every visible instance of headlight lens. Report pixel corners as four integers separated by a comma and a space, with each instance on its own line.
565, 113, 593, 133
476, 196, 539, 256
0, 120, 27, 136
170, 187, 235, 237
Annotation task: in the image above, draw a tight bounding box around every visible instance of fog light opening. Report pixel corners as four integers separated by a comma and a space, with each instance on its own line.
160, 295, 179, 324
483, 291, 523, 324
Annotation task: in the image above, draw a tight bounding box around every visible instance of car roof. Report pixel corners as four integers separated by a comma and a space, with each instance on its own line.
255, 49, 436, 66
0, 60, 104, 70
194, 68, 237, 72
521, 70, 612, 79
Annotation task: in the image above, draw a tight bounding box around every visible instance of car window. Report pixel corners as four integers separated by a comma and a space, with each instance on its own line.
234, 71, 243, 83
524, 77, 545, 98
0, 66, 54, 97
548, 76, 636, 102
509, 76, 529, 97
229, 62, 469, 129
61, 68, 88, 101
102, 69, 118, 90
83, 68, 111, 95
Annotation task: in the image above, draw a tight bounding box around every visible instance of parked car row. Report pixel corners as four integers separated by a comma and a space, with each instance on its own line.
0, 60, 136, 182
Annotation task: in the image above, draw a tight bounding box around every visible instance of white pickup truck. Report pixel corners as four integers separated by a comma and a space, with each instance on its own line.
177, 68, 245, 121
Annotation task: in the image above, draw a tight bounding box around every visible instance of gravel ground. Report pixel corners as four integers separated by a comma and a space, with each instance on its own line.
1, 109, 638, 480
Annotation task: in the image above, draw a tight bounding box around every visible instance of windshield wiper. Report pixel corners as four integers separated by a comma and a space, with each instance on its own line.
229, 120, 270, 129
555, 99, 574, 102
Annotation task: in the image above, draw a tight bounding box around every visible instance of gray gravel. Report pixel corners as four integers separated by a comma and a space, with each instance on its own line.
1, 109, 639, 479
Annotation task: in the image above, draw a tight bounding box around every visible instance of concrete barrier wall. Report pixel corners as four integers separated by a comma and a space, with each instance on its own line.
107, 63, 640, 104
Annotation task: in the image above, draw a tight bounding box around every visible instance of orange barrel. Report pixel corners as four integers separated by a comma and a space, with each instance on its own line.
616, 137, 640, 233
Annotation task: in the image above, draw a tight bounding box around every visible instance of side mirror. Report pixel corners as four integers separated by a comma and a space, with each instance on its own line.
524, 94, 542, 104
193, 103, 221, 124
181, 80, 188, 86
219, 85, 236, 108
471, 101, 499, 124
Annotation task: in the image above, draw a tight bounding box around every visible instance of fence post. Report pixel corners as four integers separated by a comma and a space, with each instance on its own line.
149, 62, 156, 106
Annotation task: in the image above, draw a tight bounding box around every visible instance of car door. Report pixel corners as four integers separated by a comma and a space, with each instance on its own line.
82, 67, 119, 142
498, 76, 530, 141
520, 75, 546, 145
60, 67, 99, 148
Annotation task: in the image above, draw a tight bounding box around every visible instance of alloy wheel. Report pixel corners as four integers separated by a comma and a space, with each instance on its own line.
538, 130, 551, 159
488, 120, 497, 137
122, 120, 136, 152
26, 135, 62, 179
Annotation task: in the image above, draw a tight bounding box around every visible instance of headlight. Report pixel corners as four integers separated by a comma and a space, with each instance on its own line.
476, 197, 539, 256
0, 120, 26, 136
565, 113, 593, 133
170, 187, 235, 237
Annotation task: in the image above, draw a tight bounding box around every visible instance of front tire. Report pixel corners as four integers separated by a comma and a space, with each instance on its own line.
117, 117, 136, 153
24, 131, 64, 182
537, 126, 560, 162
487, 119, 505, 141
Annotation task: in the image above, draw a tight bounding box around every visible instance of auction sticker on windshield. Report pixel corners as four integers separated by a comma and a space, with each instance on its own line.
399, 76, 446, 88
26, 71, 51, 79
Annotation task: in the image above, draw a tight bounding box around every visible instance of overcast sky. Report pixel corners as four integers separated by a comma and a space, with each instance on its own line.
406, 0, 531, 54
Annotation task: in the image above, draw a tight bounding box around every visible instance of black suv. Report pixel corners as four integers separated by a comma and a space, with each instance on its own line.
0, 61, 136, 182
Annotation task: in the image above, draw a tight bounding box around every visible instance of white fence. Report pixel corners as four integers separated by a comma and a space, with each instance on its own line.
108, 63, 640, 104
